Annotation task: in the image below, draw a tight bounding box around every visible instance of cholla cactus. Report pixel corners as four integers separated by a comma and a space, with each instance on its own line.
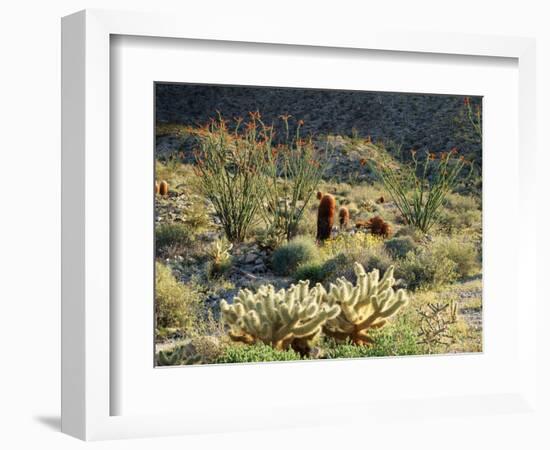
220, 281, 340, 351
157, 340, 202, 366
208, 238, 233, 265
322, 263, 409, 345
207, 238, 233, 277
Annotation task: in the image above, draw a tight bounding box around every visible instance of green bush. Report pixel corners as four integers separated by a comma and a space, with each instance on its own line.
364, 320, 420, 356
394, 226, 424, 241
155, 262, 203, 334
438, 209, 481, 233
325, 319, 419, 358
439, 194, 481, 233
325, 343, 372, 359
322, 246, 393, 283
215, 343, 301, 364
444, 193, 480, 213
396, 247, 458, 290
155, 223, 195, 253
294, 261, 327, 284
384, 236, 417, 259
271, 236, 320, 276
432, 236, 478, 279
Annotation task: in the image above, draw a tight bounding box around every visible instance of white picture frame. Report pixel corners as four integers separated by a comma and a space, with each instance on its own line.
61, 9, 538, 441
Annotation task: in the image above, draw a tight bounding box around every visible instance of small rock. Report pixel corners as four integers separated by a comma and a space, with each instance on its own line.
243, 253, 258, 264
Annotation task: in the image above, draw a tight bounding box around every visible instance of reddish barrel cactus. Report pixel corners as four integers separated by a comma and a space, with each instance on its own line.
317, 193, 336, 241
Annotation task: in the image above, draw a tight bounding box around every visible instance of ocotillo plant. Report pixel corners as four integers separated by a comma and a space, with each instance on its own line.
193, 113, 269, 242
463, 97, 482, 141
374, 150, 472, 233
258, 115, 328, 242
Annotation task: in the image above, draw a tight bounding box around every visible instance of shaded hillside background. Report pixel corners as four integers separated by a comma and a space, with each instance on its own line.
155, 83, 482, 165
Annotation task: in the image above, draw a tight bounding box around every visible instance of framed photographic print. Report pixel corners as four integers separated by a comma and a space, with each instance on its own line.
62, 9, 538, 441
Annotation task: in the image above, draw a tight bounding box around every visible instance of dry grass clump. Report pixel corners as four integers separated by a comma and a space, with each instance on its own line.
155, 262, 203, 334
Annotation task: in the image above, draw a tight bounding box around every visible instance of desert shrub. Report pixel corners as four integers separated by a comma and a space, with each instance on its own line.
155, 223, 195, 253
322, 245, 393, 283
362, 249, 394, 274
271, 236, 320, 276
192, 335, 226, 364
394, 226, 424, 241
294, 261, 328, 284
293, 208, 317, 239
396, 247, 458, 290
155, 160, 196, 190
325, 342, 372, 359
215, 343, 301, 364
183, 200, 211, 230
432, 236, 479, 279
364, 319, 420, 356
438, 208, 481, 234
444, 193, 480, 213
321, 232, 381, 258
155, 262, 203, 333
384, 236, 417, 259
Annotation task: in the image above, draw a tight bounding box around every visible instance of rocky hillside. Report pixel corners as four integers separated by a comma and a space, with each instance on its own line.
155, 83, 482, 162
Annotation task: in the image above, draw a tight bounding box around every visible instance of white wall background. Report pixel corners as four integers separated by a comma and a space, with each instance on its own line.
0, 1, 548, 449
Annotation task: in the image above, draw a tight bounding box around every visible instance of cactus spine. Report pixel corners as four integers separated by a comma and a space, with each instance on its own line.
316, 193, 336, 241
322, 263, 409, 345
159, 180, 169, 196
220, 281, 340, 351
